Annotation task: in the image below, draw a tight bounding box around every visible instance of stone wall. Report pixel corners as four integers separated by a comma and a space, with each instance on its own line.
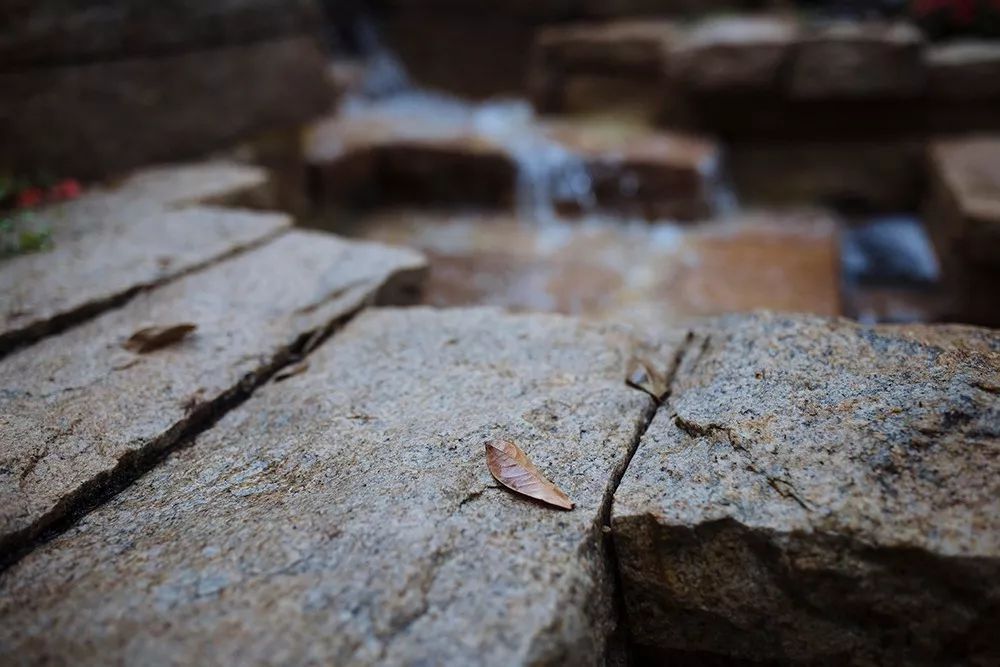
0, 0, 335, 179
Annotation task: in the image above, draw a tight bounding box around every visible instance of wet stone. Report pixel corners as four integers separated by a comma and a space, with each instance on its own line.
0, 231, 426, 557
0, 307, 656, 666
349, 207, 840, 335
305, 100, 719, 221
0, 162, 286, 354
613, 313, 1000, 665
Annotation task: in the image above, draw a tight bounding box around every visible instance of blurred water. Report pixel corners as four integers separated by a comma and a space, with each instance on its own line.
842, 215, 940, 286
339, 25, 601, 225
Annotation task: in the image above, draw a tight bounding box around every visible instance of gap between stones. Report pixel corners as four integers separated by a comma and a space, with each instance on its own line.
600, 329, 700, 662
0, 227, 287, 360
0, 298, 364, 573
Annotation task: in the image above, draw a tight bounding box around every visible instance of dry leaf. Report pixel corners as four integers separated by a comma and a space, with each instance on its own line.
484, 439, 574, 510
123, 323, 197, 353
625, 356, 667, 401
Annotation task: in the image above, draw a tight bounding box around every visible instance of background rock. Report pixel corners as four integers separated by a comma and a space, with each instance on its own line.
0, 36, 333, 179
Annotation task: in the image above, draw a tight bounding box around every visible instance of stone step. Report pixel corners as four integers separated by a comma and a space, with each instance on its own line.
612, 312, 1000, 664
377, 2, 777, 100
1, 162, 284, 355
0, 307, 659, 666
926, 136, 1000, 327
305, 98, 719, 221
0, 231, 426, 560
530, 15, 1000, 137
347, 208, 841, 334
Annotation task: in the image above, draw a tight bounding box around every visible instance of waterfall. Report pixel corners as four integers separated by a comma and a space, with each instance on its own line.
337, 20, 597, 225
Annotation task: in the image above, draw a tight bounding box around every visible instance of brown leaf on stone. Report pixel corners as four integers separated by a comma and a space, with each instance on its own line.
123, 323, 197, 354
626, 356, 667, 401
485, 439, 574, 510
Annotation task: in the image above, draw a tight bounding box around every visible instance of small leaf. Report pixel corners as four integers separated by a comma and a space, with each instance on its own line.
123, 323, 197, 353
625, 357, 667, 401
484, 439, 573, 510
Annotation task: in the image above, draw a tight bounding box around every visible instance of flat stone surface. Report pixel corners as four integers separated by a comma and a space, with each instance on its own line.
306, 97, 719, 221
0, 307, 655, 666
927, 40, 1000, 99
0, 162, 287, 354
0, 231, 426, 556
790, 22, 925, 98
109, 160, 278, 209
669, 15, 799, 92
0, 36, 333, 179
345, 207, 840, 334
613, 313, 1000, 664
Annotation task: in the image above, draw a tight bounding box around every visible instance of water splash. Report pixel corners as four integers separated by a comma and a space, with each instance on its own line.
338, 21, 597, 225
470, 101, 595, 224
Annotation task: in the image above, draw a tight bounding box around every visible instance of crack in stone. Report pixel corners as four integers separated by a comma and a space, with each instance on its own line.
0, 303, 366, 573
0, 228, 286, 360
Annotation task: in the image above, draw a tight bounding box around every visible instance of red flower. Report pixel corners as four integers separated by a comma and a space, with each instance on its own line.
16, 187, 44, 208
49, 178, 82, 201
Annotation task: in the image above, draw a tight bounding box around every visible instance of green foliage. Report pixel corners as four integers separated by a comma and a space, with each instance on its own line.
0, 212, 54, 259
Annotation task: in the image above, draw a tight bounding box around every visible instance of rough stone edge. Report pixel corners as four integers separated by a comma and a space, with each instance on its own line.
550, 326, 693, 666
608, 321, 1000, 663
0, 260, 428, 573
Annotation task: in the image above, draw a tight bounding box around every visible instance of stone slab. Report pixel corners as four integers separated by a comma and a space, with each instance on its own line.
927, 41, 1000, 99
928, 137, 1000, 262
345, 207, 840, 335
1, 162, 287, 354
0, 307, 655, 666
306, 100, 719, 221
533, 20, 679, 75
0, 230, 426, 557
1, 206, 288, 355
789, 21, 925, 99
108, 160, 278, 210
926, 137, 1000, 326
669, 15, 799, 93
0, 35, 334, 179
613, 313, 1000, 664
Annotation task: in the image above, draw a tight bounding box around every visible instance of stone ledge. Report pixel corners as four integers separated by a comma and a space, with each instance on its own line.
0, 307, 658, 666
305, 103, 719, 221
0, 231, 426, 561
1, 162, 284, 355
613, 312, 1000, 664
